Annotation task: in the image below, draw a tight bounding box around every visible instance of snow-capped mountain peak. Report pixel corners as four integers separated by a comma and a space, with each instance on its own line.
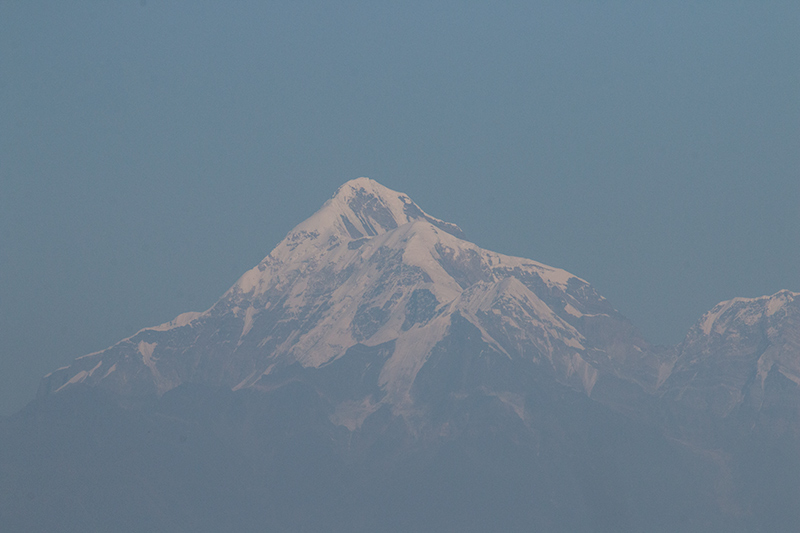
695, 289, 799, 337
662, 289, 800, 417
40, 178, 643, 419
290, 176, 464, 243
232, 178, 465, 296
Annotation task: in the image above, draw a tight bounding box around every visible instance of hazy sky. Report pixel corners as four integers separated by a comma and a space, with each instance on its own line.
1, 1, 798, 415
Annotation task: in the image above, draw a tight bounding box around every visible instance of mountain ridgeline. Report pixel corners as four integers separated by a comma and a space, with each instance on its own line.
3, 178, 799, 532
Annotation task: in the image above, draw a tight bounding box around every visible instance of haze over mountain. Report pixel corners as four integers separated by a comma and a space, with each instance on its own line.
3, 179, 798, 532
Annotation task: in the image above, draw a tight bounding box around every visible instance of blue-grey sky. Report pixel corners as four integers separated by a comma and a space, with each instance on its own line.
1, 1, 798, 415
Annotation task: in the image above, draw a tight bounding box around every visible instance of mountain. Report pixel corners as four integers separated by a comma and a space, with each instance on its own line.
3, 178, 799, 532
656, 291, 800, 531
665, 290, 800, 419
39, 178, 659, 422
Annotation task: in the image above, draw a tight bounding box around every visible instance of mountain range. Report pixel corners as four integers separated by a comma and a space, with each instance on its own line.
3, 178, 798, 532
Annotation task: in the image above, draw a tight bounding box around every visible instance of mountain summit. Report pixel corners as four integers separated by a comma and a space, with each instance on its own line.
293, 177, 467, 240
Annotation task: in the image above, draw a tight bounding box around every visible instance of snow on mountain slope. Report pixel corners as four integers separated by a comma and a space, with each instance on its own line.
40, 178, 650, 420
662, 290, 800, 417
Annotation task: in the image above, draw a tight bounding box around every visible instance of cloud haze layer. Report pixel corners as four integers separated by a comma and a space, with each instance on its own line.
1, 1, 798, 415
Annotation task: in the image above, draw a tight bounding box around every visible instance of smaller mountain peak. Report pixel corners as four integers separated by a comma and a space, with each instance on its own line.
695, 289, 799, 336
